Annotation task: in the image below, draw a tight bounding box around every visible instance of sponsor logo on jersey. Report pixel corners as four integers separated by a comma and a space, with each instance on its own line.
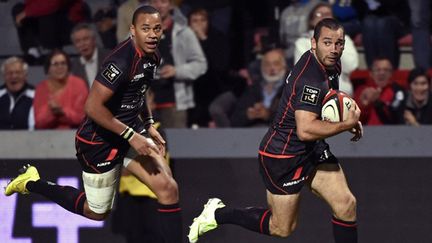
132, 73, 144, 82
301, 85, 320, 105
102, 63, 122, 83
143, 62, 156, 69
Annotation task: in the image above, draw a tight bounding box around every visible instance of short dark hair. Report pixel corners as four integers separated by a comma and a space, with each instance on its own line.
408, 67, 430, 85
132, 5, 160, 25
313, 18, 344, 41
43, 49, 71, 74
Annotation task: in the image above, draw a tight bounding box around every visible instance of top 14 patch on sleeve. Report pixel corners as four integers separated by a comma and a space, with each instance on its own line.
102, 63, 122, 83
301, 85, 320, 105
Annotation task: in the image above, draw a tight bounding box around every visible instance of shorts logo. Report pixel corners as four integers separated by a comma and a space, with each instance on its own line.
102, 63, 122, 83
282, 176, 308, 187
301, 85, 320, 105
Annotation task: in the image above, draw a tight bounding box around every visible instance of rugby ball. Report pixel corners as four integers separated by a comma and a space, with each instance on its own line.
321, 89, 353, 122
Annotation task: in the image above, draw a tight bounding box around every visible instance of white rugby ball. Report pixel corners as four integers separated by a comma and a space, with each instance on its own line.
321, 89, 353, 122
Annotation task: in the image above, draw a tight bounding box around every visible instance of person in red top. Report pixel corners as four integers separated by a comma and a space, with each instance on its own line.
354, 57, 405, 125
33, 50, 88, 129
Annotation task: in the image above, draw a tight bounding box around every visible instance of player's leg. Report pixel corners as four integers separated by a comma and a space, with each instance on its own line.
4, 164, 106, 220
124, 150, 181, 243
188, 154, 306, 242
309, 162, 357, 243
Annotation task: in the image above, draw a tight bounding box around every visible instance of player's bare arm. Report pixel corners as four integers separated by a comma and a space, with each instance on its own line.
85, 81, 160, 156
295, 103, 360, 141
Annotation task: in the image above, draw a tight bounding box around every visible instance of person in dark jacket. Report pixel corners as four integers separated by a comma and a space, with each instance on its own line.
403, 67, 432, 126
0, 56, 34, 130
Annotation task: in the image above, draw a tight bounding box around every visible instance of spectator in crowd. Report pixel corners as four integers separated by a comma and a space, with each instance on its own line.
116, 0, 149, 42
408, 0, 431, 70
70, 23, 111, 88
149, 0, 207, 128
294, 2, 358, 95
230, 47, 287, 127
279, 0, 321, 66
353, 0, 410, 69
209, 47, 287, 128
0, 57, 35, 130
33, 50, 88, 129
403, 68, 432, 126
93, 7, 118, 50
11, 0, 90, 64
354, 57, 405, 125
187, 8, 230, 127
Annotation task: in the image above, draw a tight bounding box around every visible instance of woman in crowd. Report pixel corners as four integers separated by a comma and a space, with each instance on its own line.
33, 49, 88, 129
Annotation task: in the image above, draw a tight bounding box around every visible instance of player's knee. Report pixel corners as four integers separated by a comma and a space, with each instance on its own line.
155, 177, 179, 202
334, 193, 357, 220
270, 219, 297, 238
83, 202, 111, 221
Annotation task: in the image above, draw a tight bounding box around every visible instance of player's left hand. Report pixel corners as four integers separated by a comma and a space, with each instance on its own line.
349, 121, 363, 142
148, 125, 166, 155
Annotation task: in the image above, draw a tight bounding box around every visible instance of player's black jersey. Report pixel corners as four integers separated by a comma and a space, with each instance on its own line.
259, 50, 341, 157
77, 38, 160, 145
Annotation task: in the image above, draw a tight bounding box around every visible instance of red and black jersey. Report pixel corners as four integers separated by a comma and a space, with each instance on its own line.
76, 38, 160, 146
259, 50, 341, 158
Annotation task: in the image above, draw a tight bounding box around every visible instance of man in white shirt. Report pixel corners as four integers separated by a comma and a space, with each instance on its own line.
70, 23, 110, 88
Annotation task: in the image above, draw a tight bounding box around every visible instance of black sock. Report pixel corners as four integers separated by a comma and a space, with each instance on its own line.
157, 202, 182, 243
26, 180, 86, 216
215, 206, 272, 235
332, 216, 358, 243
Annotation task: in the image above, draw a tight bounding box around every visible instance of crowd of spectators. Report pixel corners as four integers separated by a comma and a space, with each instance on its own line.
1, 0, 432, 131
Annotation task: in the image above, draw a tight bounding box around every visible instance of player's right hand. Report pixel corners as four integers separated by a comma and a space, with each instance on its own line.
129, 133, 160, 157
345, 100, 361, 129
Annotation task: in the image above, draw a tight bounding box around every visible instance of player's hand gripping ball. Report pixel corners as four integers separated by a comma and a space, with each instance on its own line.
321, 89, 353, 122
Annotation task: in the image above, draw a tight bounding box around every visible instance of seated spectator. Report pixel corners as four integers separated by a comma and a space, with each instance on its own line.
33, 50, 88, 129
0, 57, 35, 130
210, 48, 287, 127
294, 2, 359, 95
93, 7, 118, 50
353, 0, 410, 69
403, 68, 432, 126
70, 23, 111, 88
354, 57, 405, 125
187, 8, 230, 127
11, 0, 90, 64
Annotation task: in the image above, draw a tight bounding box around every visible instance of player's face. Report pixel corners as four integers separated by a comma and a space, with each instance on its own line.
311, 27, 344, 69
410, 75, 430, 103
131, 13, 163, 54
3, 61, 26, 93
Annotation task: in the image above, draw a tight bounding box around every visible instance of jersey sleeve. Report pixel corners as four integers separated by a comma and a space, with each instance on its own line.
94, 55, 129, 91
292, 76, 325, 115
